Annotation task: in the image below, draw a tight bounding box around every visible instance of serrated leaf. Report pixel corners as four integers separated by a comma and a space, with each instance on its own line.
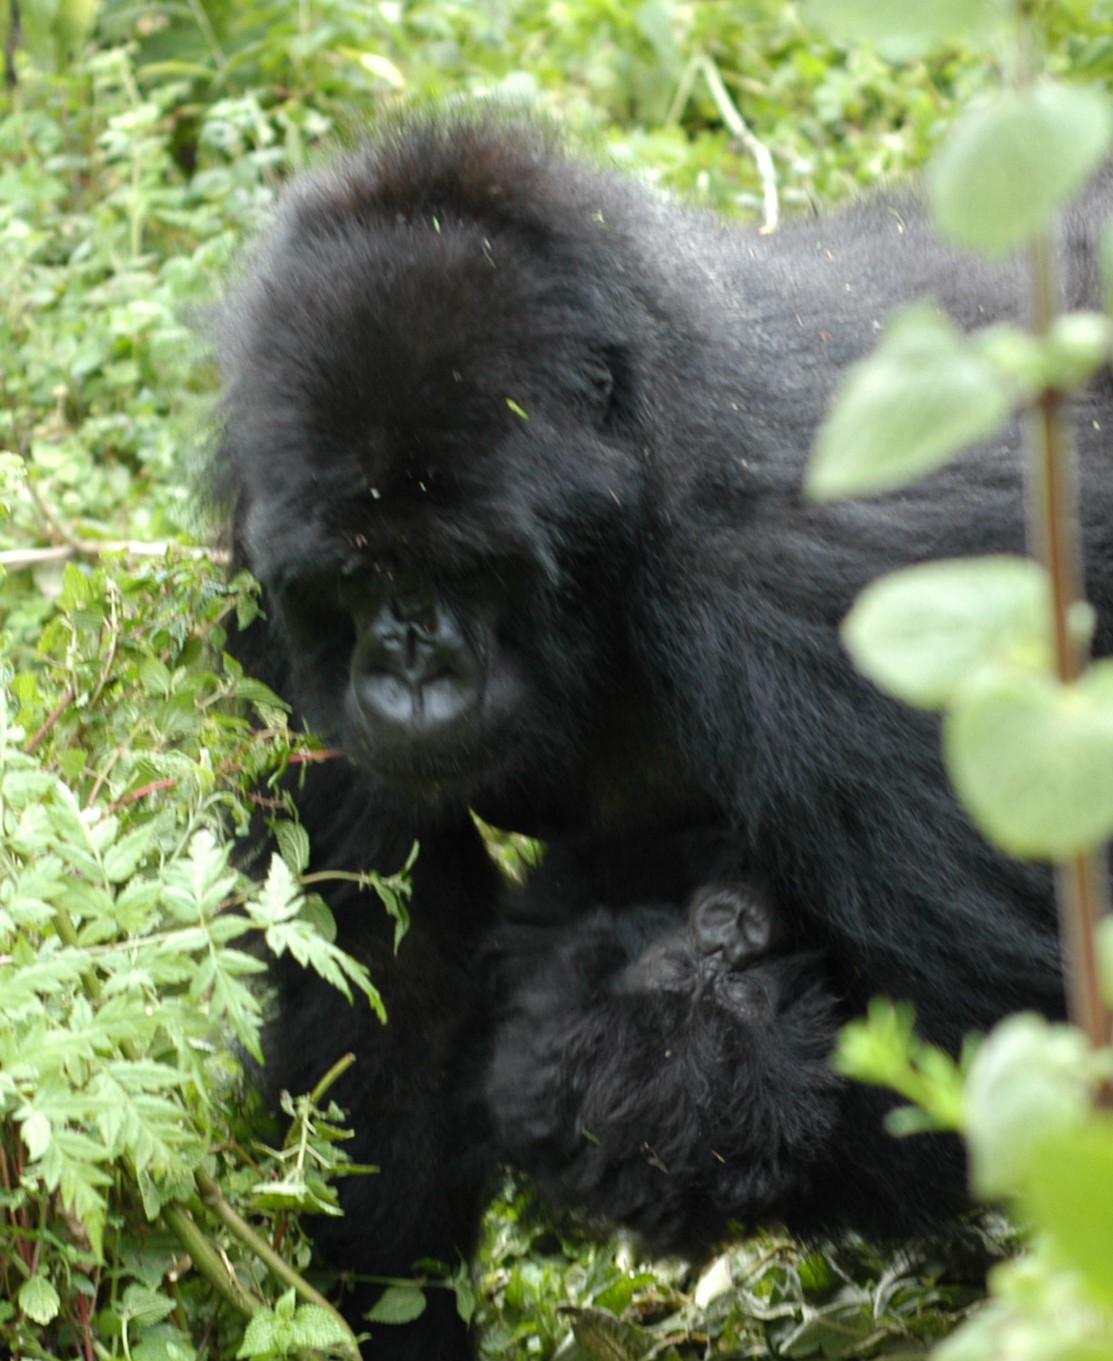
571, 1306, 651, 1361
842, 556, 1055, 709
236, 1309, 277, 1358
944, 661, 1113, 858
807, 306, 1012, 499
365, 1284, 427, 1325
289, 1303, 352, 1348
131, 1333, 195, 1361
120, 1283, 177, 1328
138, 655, 173, 697
274, 818, 310, 874
18, 1273, 61, 1325
102, 822, 157, 883
929, 83, 1113, 259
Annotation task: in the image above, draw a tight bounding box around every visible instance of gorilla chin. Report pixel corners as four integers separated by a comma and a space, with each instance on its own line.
209, 107, 1113, 1360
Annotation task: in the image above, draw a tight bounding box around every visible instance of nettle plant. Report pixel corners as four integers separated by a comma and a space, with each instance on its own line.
805, 1, 1113, 1356
0, 546, 414, 1359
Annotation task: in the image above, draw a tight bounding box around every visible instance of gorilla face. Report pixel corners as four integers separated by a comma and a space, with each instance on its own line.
221, 179, 649, 805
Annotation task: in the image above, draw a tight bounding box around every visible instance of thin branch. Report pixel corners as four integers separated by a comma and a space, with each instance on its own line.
666, 54, 779, 233
195, 1168, 361, 1354
0, 540, 225, 569
1025, 227, 1113, 1053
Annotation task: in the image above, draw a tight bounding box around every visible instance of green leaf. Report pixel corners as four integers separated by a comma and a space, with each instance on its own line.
274, 819, 310, 874
807, 306, 1012, 499
102, 823, 157, 884
928, 83, 1113, 259
842, 556, 1053, 709
365, 1284, 427, 1325
803, 0, 997, 57
120, 1283, 177, 1329
131, 1333, 196, 1361
1026, 1122, 1113, 1306
571, 1306, 652, 1361
963, 1014, 1097, 1199
236, 1309, 277, 1358
288, 1304, 352, 1349
21, 1108, 53, 1160
18, 1273, 61, 1326
944, 661, 1113, 858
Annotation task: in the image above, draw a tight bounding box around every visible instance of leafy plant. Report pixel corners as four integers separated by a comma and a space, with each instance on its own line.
807, 0, 1113, 1355
0, 551, 413, 1357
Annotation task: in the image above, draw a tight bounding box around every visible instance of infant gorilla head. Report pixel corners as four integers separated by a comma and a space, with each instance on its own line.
618, 881, 786, 1011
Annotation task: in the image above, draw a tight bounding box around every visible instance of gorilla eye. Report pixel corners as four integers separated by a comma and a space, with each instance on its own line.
281, 573, 349, 630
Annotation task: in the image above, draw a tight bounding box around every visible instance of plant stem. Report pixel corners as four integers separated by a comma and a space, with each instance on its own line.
161, 1201, 260, 1318
195, 1167, 361, 1353
1026, 228, 1113, 1052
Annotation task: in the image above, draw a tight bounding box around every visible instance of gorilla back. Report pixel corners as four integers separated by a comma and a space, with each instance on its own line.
212, 111, 1113, 1358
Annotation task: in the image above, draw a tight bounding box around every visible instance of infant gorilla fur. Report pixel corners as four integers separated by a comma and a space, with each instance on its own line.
210, 108, 1113, 1359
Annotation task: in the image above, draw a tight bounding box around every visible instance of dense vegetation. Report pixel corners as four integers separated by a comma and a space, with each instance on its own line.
3, 2, 1113, 1358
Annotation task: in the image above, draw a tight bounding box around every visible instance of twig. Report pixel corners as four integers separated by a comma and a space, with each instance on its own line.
195, 1167, 360, 1350
1026, 226, 1113, 1053
666, 54, 779, 232
0, 540, 225, 569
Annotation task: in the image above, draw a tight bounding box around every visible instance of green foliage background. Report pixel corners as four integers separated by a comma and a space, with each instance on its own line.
2, 1, 1112, 1358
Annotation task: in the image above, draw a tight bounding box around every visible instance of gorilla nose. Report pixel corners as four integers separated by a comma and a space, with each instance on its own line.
350, 599, 481, 738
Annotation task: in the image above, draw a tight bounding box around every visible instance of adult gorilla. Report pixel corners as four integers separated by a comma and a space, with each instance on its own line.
211, 110, 1113, 1358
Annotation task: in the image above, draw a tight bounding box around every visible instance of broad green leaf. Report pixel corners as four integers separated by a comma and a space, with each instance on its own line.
236, 1309, 277, 1358
571, 1306, 651, 1361
131, 1334, 195, 1361
963, 1014, 1096, 1199
945, 661, 1113, 858
366, 1284, 427, 1325
120, 1283, 177, 1329
1026, 1122, 1113, 1307
842, 556, 1052, 709
928, 84, 1113, 259
274, 818, 310, 874
803, 0, 997, 57
18, 1274, 60, 1326
288, 1304, 353, 1349
807, 306, 1012, 499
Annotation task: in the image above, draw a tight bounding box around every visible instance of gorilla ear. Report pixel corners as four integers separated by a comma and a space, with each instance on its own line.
585, 347, 638, 432
587, 356, 615, 415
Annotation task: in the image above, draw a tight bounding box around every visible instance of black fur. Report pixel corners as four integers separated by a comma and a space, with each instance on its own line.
211, 110, 1113, 1358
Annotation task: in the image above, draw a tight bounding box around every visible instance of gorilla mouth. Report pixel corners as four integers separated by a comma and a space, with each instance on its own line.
343, 684, 509, 801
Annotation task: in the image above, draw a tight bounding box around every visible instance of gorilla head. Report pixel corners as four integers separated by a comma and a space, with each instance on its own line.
216, 118, 662, 812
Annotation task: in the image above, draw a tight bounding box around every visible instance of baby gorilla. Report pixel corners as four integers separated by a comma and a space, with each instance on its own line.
488, 880, 839, 1253
618, 881, 786, 1008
